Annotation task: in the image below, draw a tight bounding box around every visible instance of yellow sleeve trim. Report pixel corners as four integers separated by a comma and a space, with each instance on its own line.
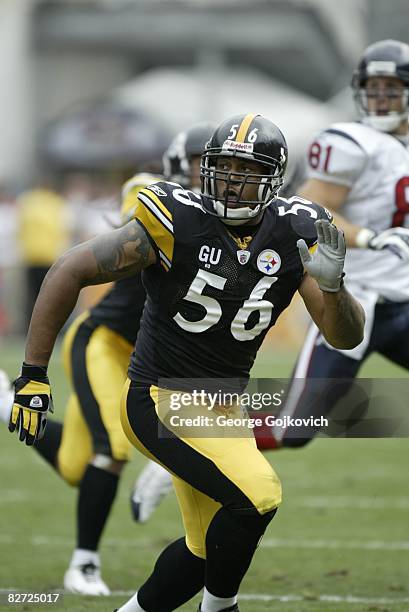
134, 195, 174, 266
141, 187, 173, 222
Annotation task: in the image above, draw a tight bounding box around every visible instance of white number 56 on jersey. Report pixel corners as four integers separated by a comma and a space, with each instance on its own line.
173, 269, 277, 341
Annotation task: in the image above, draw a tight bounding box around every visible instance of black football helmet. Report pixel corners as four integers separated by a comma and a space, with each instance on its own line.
163, 122, 216, 189
351, 39, 409, 132
200, 113, 288, 225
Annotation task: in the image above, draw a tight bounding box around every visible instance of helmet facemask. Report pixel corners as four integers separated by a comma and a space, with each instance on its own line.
201, 149, 285, 226
354, 81, 409, 133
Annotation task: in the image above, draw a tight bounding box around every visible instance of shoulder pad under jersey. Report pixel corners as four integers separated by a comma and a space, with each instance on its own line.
275, 195, 333, 246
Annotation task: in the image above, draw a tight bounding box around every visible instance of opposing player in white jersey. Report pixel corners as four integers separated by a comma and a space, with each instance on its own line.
256, 39, 409, 449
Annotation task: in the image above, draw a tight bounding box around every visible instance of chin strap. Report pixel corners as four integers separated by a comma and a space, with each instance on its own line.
213, 200, 267, 225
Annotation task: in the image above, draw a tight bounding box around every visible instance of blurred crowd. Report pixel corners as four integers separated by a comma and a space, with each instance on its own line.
0, 170, 129, 336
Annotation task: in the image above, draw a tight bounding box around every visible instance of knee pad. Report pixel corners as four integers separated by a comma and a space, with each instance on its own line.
205, 505, 278, 569
228, 504, 278, 536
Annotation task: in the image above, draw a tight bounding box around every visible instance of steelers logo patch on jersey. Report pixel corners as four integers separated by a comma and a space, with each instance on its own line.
257, 250, 281, 275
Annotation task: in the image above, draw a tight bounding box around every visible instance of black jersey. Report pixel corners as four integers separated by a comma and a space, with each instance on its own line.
128, 182, 331, 386
89, 274, 146, 345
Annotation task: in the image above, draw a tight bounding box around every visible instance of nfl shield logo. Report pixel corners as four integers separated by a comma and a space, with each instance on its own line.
237, 250, 251, 265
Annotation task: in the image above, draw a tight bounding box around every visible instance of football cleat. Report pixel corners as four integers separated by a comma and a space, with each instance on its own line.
130, 460, 173, 523
63, 562, 110, 596
0, 369, 13, 424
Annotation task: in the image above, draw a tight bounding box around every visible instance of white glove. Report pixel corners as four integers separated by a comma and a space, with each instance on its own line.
297, 219, 346, 292
367, 227, 409, 261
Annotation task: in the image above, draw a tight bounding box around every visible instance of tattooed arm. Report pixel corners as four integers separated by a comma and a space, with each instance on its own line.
299, 275, 365, 350
25, 221, 156, 366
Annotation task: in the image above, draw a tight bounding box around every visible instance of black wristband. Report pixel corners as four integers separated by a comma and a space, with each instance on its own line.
21, 362, 48, 380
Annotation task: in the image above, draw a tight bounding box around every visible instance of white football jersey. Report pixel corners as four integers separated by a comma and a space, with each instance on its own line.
305, 121, 409, 301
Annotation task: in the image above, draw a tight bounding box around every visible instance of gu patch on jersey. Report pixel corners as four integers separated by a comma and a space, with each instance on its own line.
257, 250, 281, 275
198, 245, 222, 266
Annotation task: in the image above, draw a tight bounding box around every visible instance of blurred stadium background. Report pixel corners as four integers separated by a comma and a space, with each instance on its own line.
0, 1, 408, 610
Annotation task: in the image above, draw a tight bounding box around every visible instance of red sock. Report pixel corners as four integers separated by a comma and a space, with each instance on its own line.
254, 415, 281, 450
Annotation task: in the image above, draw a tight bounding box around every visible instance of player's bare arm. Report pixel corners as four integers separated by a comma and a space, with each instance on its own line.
297, 219, 364, 350
299, 275, 365, 349
25, 221, 156, 366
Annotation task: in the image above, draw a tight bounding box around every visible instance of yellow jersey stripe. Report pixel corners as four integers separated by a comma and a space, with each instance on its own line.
134, 198, 174, 264
138, 193, 174, 234
159, 259, 170, 272
159, 250, 172, 269
236, 113, 258, 143
140, 188, 173, 222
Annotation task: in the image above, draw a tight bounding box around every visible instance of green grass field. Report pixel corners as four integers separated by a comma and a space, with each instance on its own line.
0, 340, 408, 611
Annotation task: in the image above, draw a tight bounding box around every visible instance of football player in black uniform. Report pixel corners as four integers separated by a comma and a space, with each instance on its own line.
9, 114, 364, 612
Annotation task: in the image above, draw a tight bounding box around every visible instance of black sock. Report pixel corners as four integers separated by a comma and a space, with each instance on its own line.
138, 537, 205, 611
205, 506, 277, 597
33, 419, 63, 469
77, 464, 119, 551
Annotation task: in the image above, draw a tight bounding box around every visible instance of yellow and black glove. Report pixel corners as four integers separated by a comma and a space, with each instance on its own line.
8, 363, 53, 446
